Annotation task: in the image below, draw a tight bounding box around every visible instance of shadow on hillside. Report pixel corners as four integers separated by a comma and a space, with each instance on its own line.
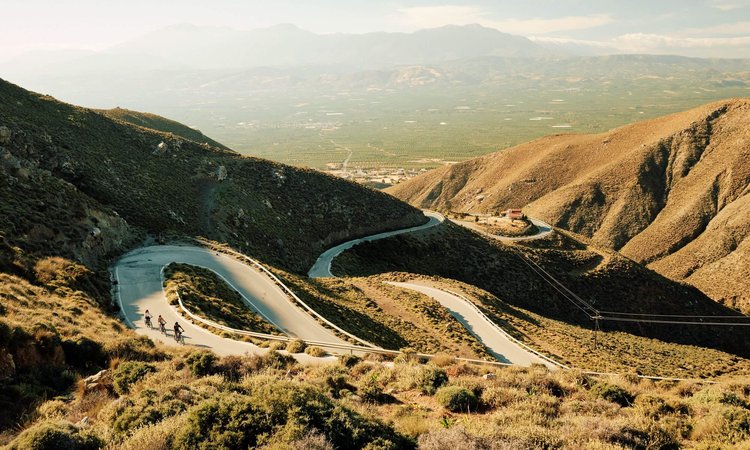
335, 222, 750, 358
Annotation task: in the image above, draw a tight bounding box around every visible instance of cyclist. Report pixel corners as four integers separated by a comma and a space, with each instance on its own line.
173, 322, 185, 344
157, 315, 167, 334
144, 309, 152, 328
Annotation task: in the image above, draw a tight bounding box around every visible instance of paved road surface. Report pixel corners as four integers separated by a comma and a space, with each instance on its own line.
453, 217, 553, 242
114, 245, 346, 356
389, 281, 556, 369
308, 210, 444, 278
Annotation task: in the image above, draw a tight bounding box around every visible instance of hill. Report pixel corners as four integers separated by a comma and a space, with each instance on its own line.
0, 79, 749, 448
388, 99, 750, 312
0, 77, 425, 432
0, 78, 425, 272
97, 107, 229, 150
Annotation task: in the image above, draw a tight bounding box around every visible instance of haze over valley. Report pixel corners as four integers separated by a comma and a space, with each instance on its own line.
1, 2, 749, 449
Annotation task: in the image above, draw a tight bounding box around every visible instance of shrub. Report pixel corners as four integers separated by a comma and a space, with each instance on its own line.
215, 355, 244, 381
116, 414, 187, 450
394, 348, 418, 365
362, 437, 399, 450
359, 373, 385, 403
692, 386, 748, 408
430, 353, 456, 368
113, 361, 156, 395
591, 382, 634, 407
435, 386, 478, 412
268, 341, 285, 351
174, 381, 407, 449
693, 405, 750, 445
338, 353, 361, 368
286, 339, 307, 353
634, 394, 674, 419
481, 386, 524, 408
62, 336, 107, 371
186, 351, 217, 377
417, 426, 490, 450
111, 390, 188, 434
305, 346, 328, 357
416, 365, 448, 395
261, 351, 296, 370
5, 420, 101, 450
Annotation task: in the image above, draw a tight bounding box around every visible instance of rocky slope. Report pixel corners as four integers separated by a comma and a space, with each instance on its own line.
388, 99, 750, 312
0, 78, 425, 273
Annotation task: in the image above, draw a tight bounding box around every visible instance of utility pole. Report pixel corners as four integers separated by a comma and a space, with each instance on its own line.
593, 315, 602, 350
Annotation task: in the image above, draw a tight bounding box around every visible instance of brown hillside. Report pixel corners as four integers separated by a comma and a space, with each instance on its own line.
388, 99, 750, 311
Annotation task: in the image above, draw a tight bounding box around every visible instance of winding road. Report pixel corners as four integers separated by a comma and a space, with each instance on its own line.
388, 282, 557, 368
452, 216, 553, 242
114, 245, 346, 357
115, 210, 560, 368
308, 210, 444, 278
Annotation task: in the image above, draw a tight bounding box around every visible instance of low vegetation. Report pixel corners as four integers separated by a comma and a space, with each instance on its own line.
333, 222, 750, 378
163, 263, 279, 335
274, 269, 491, 358
5, 343, 750, 449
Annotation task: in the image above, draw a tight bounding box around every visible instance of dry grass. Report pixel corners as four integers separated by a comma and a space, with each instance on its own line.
5, 340, 750, 449
273, 269, 491, 358
333, 219, 750, 376
163, 263, 279, 335
388, 99, 750, 312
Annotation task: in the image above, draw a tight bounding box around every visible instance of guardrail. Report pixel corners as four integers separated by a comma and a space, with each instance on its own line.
192, 238, 377, 348
172, 288, 515, 367
173, 288, 716, 383
441, 287, 568, 369
173, 236, 717, 383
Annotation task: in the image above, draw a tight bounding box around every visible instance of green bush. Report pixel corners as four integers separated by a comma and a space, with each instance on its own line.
286, 339, 307, 353
261, 351, 296, 370
435, 386, 478, 413
111, 390, 187, 433
692, 386, 748, 408
416, 365, 448, 395
113, 361, 156, 395
5, 420, 101, 450
591, 382, 634, 407
173, 380, 408, 449
186, 351, 217, 377
359, 373, 385, 403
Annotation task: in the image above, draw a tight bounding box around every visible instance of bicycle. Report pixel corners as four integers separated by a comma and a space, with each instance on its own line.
174, 330, 186, 345
159, 322, 166, 334
144, 316, 152, 329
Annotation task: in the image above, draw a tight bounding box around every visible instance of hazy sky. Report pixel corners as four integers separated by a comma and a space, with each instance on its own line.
2, 0, 750, 59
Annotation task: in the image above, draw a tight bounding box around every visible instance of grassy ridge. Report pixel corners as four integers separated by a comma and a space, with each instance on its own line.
163, 263, 279, 335
98, 107, 230, 150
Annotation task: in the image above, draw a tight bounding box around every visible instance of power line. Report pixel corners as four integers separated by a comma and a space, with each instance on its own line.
600, 316, 750, 326
511, 247, 750, 327
512, 251, 597, 318
523, 254, 599, 312
599, 310, 748, 319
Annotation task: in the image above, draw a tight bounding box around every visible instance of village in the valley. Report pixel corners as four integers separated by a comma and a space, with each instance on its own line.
323, 162, 429, 187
